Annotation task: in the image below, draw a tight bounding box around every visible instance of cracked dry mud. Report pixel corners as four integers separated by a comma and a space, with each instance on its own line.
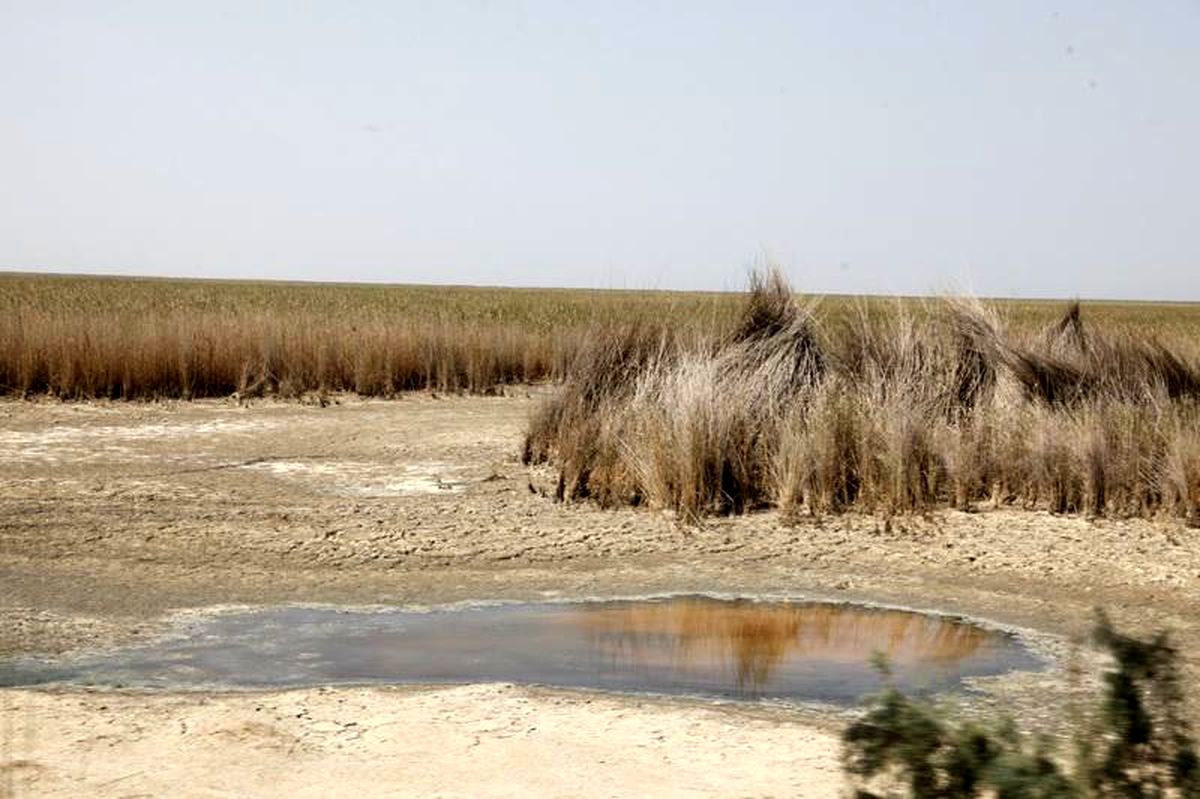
2, 393, 1199, 797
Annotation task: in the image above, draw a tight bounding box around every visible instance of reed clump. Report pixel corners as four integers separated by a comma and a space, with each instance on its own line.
525, 271, 1200, 523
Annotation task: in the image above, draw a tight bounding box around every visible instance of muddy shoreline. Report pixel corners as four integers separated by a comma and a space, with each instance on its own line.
2, 394, 1198, 796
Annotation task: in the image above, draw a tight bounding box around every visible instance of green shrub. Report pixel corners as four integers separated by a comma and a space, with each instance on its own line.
842, 614, 1199, 798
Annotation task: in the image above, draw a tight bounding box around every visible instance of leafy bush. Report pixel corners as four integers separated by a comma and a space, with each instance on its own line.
842, 614, 1199, 798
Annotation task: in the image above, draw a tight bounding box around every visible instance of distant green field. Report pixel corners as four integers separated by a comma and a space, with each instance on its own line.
1, 271, 1197, 399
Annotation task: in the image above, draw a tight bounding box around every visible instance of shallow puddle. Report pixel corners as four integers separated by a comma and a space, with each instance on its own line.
1, 597, 1041, 703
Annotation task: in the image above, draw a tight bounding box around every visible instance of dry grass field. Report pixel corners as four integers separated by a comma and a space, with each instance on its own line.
3, 271, 1199, 401
0, 273, 737, 399
4, 271, 1199, 524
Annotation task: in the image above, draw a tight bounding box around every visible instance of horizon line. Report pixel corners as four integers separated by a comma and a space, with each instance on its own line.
1, 267, 1197, 306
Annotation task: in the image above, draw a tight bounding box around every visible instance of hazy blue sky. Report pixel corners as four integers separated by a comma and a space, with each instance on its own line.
2, 2, 1197, 298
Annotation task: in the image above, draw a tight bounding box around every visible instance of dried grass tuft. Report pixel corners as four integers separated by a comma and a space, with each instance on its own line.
528, 273, 1200, 522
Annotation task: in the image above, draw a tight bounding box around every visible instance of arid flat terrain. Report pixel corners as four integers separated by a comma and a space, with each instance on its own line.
3, 394, 1199, 797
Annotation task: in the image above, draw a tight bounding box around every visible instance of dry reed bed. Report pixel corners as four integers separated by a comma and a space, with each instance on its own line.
2, 310, 579, 398
524, 273, 1200, 523
0, 274, 737, 398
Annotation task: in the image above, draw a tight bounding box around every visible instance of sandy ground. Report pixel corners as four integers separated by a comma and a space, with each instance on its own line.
1, 685, 842, 798
2, 393, 1199, 797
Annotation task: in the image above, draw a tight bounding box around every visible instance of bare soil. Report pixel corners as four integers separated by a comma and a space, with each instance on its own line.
2, 393, 1199, 797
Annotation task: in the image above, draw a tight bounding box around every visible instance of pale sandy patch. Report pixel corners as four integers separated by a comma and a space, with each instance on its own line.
0, 418, 285, 464
1, 684, 844, 798
244, 459, 467, 496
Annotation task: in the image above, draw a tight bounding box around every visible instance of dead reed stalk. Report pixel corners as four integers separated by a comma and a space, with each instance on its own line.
526, 272, 1200, 522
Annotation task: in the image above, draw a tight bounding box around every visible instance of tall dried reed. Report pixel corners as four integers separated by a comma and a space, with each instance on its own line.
0, 309, 584, 398
525, 272, 1200, 523
0, 274, 737, 399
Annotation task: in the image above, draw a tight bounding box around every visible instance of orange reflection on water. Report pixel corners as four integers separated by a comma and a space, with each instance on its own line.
571, 599, 992, 693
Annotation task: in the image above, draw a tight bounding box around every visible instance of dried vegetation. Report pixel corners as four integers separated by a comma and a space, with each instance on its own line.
525, 271, 1200, 524
0, 273, 732, 399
